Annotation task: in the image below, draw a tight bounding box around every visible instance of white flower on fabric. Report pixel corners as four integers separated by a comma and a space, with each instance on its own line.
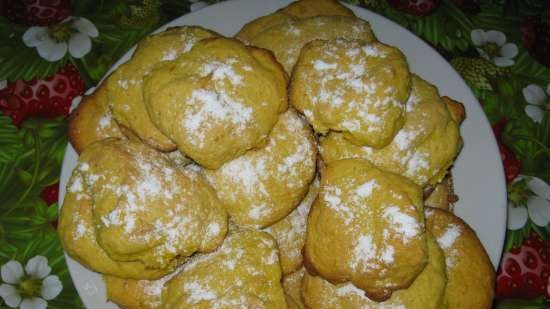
523, 84, 549, 123
507, 175, 550, 230
22, 17, 98, 62
471, 29, 518, 67
0, 256, 62, 309
189, 0, 209, 12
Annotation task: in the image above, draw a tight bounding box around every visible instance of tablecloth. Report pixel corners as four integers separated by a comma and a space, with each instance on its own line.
0, 0, 548, 308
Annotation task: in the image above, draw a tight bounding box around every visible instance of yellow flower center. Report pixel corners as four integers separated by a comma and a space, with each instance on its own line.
49, 20, 75, 43
19, 277, 42, 298
481, 42, 500, 58
507, 179, 534, 207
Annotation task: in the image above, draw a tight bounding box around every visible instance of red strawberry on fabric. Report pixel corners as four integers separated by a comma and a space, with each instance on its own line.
40, 182, 59, 205
3, 0, 72, 26
0, 63, 85, 126
499, 143, 521, 184
491, 118, 521, 184
387, 0, 441, 16
491, 117, 508, 140
521, 16, 550, 68
452, 0, 480, 13
496, 232, 550, 299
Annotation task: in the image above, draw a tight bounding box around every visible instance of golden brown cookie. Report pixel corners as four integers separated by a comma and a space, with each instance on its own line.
320, 75, 462, 186
301, 235, 447, 309
283, 268, 306, 309
424, 174, 457, 211
264, 177, 319, 274
58, 179, 172, 280
248, 15, 376, 74
425, 207, 495, 309
281, 0, 354, 18
58, 139, 228, 275
103, 267, 182, 309
442, 96, 466, 124
290, 39, 410, 148
143, 37, 288, 169
107, 26, 218, 151
236, 0, 354, 42
304, 159, 427, 301
236, 12, 296, 43
204, 108, 317, 228
162, 229, 287, 309
68, 83, 124, 154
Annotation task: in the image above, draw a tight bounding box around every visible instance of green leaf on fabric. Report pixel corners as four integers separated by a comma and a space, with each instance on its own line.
0, 114, 23, 164
504, 114, 550, 183
497, 297, 550, 309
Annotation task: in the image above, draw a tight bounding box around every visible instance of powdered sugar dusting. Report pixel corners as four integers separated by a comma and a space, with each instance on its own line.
336, 283, 366, 297
356, 179, 378, 198
98, 112, 112, 130
393, 130, 419, 151
362, 44, 387, 58
381, 245, 395, 264
314, 60, 337, 71
438, 225, 461, 249
382, 206, 420, 242
184, 281, 217, 304
323, 185, 354, 225
202, 60, 243, 85
351, 235, 377, 271
183, 89, 252, 148
162, 48, 178, 61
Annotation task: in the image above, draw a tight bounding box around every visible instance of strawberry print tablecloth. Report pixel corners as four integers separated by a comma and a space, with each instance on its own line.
0, 0, 549, 308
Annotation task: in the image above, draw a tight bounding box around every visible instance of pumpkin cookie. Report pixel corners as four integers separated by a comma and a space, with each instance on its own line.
248, 15, 376, 74
320, 75, 462, 186
236, 0, 354, 42
291, 39, 410, 147
143, 38, 288, 169
58, 139, 228, 275
58, 179, 173, 280
303, 159, 427, 301
204, 109, 316, 228
107, 26, 218, 151
302, 235, 447, 309
162, 229, 287, 309
426, 207, 495, 309
283, 268, 306, 309
264, 177, 319, 274
103, 266, 183, 309
69, 84, 124, 154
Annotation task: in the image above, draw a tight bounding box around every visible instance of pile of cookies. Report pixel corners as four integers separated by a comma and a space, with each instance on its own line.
59, 0, 495, 308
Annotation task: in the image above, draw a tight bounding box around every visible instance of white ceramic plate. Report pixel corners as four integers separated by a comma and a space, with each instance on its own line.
59, 1, 507, 307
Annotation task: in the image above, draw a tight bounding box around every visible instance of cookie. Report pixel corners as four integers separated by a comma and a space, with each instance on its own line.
204, 109, 316, 228
264, 177, 319, 274
282, 268, 306, 309
320, 75, 462, 186
304, 159, 427, 301
107, 26, 218, 151
248, 15, 376, 74
426, 207, 495, 309
143, 38, 288, 169
290, 39, 410, 147
103, 267, 182, 309
162, 229, 287, 309
58, 139, 228, 273
68, 83, 124, 154
302, 235, 447, 308
236, 0, 354, 42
